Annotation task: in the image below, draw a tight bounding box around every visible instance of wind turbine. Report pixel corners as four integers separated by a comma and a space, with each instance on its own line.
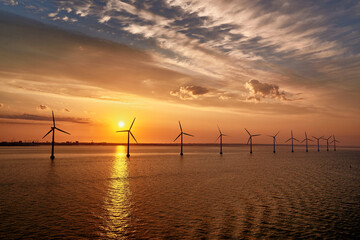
324, 136, 332, 151
216, 126, 228, 155
312, 135, 324, 152
285, 130, 299, 152
245, 128, 260, 154
330, 135, 340, 151
116, 118, 137, 157
301, 131, 313, 152
174, 121, 194, 155
42, 111, 70, 160
268, 131, 279, 153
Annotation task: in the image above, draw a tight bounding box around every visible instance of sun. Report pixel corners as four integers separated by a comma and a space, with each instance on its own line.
118, 121, 125, 128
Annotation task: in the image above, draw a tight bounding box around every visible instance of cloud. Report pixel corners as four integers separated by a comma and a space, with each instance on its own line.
2, 0, 17, 6
99, 15, 111, 23
170, 85, 209, 100
48, 12, 58, 17
245, 79, 292, 101
0, 114, 90, 124
37, 104, 48, 110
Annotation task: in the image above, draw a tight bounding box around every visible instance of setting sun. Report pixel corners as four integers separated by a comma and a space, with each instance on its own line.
118, 121, 125, 128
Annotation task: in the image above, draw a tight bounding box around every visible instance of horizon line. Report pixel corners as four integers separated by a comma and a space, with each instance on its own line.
0, 141, 359, 148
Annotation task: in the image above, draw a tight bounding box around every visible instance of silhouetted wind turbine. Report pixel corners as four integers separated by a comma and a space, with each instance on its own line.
324, 136, 332, 151
285, 130, 299, 152
301, 131, 313, 152
42, 111, 70, 160
330, 135, 340, 151
245, 128, 260, 154
268, 131, 279, 153
116, 118, 137, 157
174, 121, 194, 155
216, 126, 228, 155
312, 135, 324, 152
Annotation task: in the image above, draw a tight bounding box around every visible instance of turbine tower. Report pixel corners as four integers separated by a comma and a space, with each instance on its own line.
301, 131, 313, 152
42, 111, 71, 160
268, 131, 279, 153
245, 128, 260, 154
330, 135, 340, 151
174, 121, 194, 155
216, 126, 227, 155
312, 135, 324, 152
116, 118, 137, 157
285, 130, 299, 152
324, 136, 332, 151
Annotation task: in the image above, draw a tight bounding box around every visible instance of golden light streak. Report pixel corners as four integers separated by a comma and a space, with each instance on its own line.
102, 145, 131, 238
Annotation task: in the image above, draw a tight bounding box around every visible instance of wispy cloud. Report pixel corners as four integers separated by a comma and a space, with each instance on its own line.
37, 104, 48, 110
0, 1, 359, 116
0, 113, 90, 124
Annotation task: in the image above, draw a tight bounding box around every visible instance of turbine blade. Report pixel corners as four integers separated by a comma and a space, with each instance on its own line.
267, 135, 273, 137
305, 131, 307, 138
294, 138, 299, 142
42, 129, 53, 139
244, 128, 251, 136
130, 131, 138, 143
55, 127, 70, 135
178, 121, 182, 132
183, 133, 194, 137
291, 130, 293, 138
275, 131, 280, 137
246, 136, 251, 145
222, 134, 228, 137
285, 138, 291, 143
173, 133, 181, 142
301, 139, 305, 143
308, 139, 314, 142
217, 125, 221, 134
129, 117, 136, 131
252, 134, 261, 137
327, 136, 332, 140
312, 136, 317, 140
52, 110, 55, 127
116, 130, 128, 133
216, 135, 221, 141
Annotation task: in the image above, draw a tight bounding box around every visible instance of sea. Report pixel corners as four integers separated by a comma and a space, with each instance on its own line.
0, 145, 359, 239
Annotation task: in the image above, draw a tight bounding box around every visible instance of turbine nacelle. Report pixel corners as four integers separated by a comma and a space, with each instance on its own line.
245, 128, 260, 144
285, 130, 299, 142
116, 118, 138, 143
42, 111, 71, 139
174, 121, 194, 142
216, 125, 228, 141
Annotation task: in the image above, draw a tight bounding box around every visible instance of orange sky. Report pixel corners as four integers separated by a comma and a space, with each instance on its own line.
0, 3, 359, 146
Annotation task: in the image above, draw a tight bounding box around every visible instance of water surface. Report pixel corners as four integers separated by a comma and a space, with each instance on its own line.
0, 145, 359, 239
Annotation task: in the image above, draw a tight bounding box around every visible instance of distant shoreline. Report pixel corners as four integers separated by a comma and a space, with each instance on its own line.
0, 142, 359, 148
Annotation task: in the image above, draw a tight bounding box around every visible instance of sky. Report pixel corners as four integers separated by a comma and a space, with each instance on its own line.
0, 0, 359, 145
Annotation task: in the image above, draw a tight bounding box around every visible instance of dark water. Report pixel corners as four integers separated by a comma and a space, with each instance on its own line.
0, 145, 359, 239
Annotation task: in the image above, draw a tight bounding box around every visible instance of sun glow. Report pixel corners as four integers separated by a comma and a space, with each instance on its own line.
118, 121, 125, 128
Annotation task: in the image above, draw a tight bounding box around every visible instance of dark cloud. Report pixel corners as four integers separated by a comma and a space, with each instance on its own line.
246, 79, 296, 101
170, 85, 209, 100
0, 114, 90, 124
37, 104, 48, 110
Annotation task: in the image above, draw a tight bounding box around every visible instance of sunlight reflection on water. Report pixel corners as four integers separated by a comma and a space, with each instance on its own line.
102, 145, 131, 239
